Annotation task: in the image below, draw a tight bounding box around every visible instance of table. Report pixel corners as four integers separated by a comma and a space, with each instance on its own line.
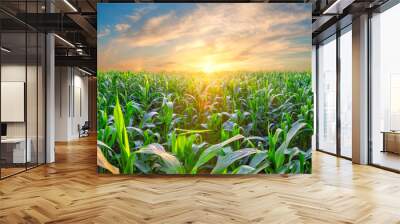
1, 138, 31, 164
381, 131, 400, 154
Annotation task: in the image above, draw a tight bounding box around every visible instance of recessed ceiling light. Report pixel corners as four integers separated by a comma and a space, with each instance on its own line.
63, 0, 78, 12
78, 67, 92, 76
322, 0, 354, 15
1, 47, 11, 53
54, 34, 75, 48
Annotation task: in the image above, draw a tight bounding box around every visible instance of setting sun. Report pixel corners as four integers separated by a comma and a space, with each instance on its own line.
202, 62, 216, 74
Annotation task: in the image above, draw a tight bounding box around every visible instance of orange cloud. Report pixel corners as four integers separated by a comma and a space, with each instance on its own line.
98, 4, 311, 72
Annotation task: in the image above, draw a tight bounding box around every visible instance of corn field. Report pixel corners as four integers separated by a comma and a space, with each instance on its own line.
97, 71, 313, 174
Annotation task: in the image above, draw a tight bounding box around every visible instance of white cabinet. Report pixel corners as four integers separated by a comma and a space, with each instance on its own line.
1, 138, 32, 163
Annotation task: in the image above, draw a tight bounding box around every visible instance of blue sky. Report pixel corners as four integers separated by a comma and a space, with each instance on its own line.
98, 3, 311, 72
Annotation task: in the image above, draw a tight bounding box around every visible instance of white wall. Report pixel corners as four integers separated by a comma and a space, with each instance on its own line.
1, 65, 26, 81
55, 67, 89, 141
72, 73, 89, 138
55, 66, 70, 141
1, 82, 25, 122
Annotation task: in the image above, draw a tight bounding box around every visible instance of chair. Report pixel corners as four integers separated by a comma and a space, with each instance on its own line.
78, 121, 90, 138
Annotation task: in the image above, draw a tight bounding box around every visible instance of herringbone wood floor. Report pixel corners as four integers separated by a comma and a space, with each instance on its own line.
1, 136, 400, 224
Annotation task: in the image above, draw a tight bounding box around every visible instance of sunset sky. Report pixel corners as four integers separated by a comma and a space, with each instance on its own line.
98, 3, 311, 73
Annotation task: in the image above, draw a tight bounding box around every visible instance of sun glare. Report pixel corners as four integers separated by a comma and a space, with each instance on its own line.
202, 62, 216, 74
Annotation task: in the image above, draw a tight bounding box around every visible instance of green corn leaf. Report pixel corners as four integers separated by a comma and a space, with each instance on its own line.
191, 134, 244, 174
252, 160, 271, 174
274, 148, 285, 171
114, 97, 130, 157
136, 143, 184, 174
249, 151, 267, 168
113, 97, 134, 173
175, 128, 211, 135
97, 140, 114, 154
299, 152, 305, 173
232, 165, 255, 174
275, 122, 306, 171
211, 148, 258, 174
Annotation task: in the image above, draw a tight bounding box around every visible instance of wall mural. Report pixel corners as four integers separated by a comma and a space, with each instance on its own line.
97, 3, 313, 175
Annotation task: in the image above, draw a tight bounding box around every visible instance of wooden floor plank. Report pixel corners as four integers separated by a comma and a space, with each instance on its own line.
0, 135, 400, 223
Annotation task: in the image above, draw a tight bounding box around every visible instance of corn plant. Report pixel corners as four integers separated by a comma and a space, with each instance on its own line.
97, 71, 313, 174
